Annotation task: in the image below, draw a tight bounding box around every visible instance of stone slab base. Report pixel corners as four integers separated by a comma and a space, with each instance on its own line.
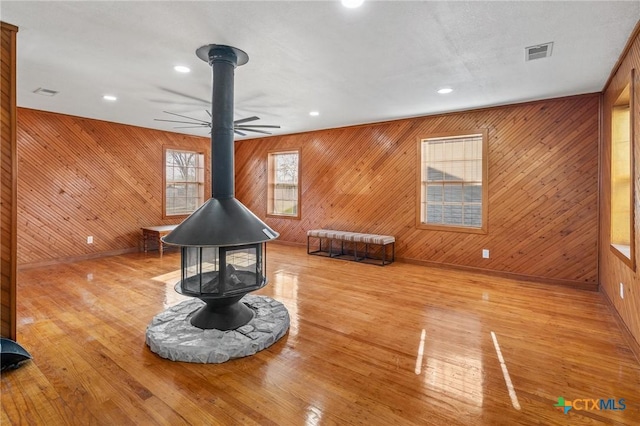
146, 295, 290, 363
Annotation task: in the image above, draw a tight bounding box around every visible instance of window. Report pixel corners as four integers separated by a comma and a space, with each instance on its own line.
610, 72, 635, 270
418, 131, 488, 233
164, 148, 205, 217
267, 150, 300, 218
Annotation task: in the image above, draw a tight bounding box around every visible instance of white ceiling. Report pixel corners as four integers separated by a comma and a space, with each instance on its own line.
2, 1, 639, 139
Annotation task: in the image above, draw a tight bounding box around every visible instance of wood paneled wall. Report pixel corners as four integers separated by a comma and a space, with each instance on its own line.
16, 94, 600, 288
16, 109, 210, 266
236, 94, 600, 287
1, 22, 18, 339
600, 23, 640, 351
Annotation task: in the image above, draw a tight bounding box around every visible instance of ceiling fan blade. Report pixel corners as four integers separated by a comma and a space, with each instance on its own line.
239, 128, 272, 135
154, 118, 210, 126
156, 108, 280, 136
158, 87, 209, 105
235, 124, 281, 129
162, 111, 210, 124
149, 99, 208, 107
234, 116, 260, 124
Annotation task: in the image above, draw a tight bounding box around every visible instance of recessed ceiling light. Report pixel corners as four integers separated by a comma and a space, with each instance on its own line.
309, 111, 320, 116
437, 88, 453, 94
103, 95, 117, 101
174, 65, 191, 73
342, 0, 365, 8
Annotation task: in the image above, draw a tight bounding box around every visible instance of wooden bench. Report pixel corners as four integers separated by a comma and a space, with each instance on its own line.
307, 229, 395, 266
141, 225, 178, 256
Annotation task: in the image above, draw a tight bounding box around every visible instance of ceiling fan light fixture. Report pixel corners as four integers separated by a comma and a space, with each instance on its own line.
174, 65, 191, 73
342, 0, 364, 8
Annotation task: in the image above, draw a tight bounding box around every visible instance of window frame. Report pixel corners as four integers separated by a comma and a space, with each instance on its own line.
163, 146, 206, 219
609, 69, 636, 271
266, 149, 301, 220
416, 130, 489, 234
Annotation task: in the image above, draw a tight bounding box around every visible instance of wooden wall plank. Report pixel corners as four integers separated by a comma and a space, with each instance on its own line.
599, 23, 640, 353
1, 21, 18, 339
16, 109, 210, 266
235, 94, 600, 287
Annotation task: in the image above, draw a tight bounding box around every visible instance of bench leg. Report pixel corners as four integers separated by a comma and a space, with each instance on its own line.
382, 243, 394, 265
379, 243, 395, 266
330, 239, 337, 257
307, 236, 325, 255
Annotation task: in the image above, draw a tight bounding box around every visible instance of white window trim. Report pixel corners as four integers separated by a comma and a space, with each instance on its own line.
416, 130, 488, 234
163, 147, 206, 218
267, 149, 301, 219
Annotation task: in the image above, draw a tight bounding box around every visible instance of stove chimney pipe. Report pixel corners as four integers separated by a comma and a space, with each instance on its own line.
196, 44, 249, 199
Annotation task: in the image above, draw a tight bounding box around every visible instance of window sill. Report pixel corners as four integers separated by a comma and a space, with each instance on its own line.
416, 222, 487, 234
266, 213, 301, 220
611, 243, 635, 271
163, 213, 191, 220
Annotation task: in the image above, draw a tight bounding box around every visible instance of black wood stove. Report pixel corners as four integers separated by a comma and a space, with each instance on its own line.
162, 44, 278, 330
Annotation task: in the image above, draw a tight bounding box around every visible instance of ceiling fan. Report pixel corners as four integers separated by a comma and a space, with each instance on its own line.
154, 110, 280, 136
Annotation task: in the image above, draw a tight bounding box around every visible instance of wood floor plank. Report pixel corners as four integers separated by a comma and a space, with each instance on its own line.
2, 244, 639, 425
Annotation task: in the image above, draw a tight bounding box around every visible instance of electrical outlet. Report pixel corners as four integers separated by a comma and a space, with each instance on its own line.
87, 236, 93, 244
482, 249, 490, 259
620, 282, 624, 299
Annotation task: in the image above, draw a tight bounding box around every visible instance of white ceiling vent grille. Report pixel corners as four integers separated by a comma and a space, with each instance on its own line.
33, 87, 59, 96
525, 42, 553, 61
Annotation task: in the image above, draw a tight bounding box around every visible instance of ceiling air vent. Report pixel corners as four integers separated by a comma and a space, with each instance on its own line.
525, 42, 553, 61
33, 87, 59, 96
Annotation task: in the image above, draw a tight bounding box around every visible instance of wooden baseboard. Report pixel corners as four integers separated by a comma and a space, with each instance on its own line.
17, 247, 139, 270
397, 256, 599, 292
600, 288, 640, 364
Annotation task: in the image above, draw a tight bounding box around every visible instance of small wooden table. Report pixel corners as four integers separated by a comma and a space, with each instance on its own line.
141, 225, 178, 256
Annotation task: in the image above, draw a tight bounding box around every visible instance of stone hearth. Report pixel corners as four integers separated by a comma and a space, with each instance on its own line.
146, 295, 289, 363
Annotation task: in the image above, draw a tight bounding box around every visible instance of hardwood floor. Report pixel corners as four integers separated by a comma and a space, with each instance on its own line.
2, 244, 639, 425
